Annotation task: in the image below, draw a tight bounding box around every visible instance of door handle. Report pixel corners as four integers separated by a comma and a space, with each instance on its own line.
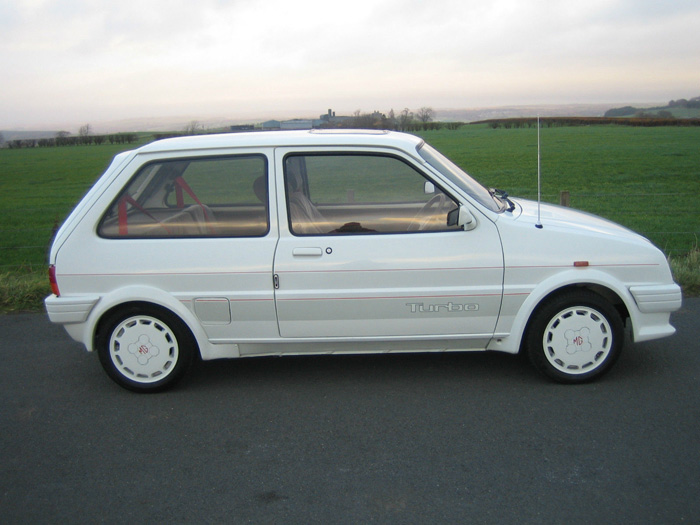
293, 247, 323, 257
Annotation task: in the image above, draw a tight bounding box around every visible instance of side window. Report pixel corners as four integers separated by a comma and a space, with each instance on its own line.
99, 155, 268, 238
284, 153, 459, 235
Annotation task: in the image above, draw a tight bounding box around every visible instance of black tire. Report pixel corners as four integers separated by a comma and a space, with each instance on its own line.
96, 304, 196, 393
526, 290, 624, 383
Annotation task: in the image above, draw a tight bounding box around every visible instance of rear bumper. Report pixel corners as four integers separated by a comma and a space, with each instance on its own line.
45, 294, 99, 324
629, 284, 682, 314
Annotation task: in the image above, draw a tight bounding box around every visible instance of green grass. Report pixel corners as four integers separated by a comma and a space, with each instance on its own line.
0, 142, 146, 271
415, 125, 700, 256
1, 125, 698, 312
669, 248, 700, 297
667, 107, 700, 119
0, 270, 50, 313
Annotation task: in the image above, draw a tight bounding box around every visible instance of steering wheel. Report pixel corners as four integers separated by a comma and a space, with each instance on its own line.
407, 193, 452, 231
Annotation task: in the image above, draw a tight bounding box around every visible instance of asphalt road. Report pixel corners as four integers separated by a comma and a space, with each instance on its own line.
1, 299, 699, 524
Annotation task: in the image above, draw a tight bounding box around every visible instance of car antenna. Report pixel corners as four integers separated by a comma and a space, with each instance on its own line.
536, 115, 543, 229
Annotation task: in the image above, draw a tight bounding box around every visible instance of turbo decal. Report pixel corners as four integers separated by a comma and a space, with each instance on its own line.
406, 302, 480, 313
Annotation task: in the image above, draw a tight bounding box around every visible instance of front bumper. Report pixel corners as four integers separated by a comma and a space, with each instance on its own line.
629, 284, 683, 314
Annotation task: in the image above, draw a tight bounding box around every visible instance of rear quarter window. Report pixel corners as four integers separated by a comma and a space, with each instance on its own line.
98, 154, 269, 238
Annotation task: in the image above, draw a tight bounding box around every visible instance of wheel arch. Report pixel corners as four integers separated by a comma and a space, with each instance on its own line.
82, 286, 206, 357
93, 300, 200, 356
519, 283, 630, 353
491, 269, 635, 355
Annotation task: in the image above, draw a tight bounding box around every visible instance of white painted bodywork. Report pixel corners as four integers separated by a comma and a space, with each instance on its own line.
45, 130, 682, 361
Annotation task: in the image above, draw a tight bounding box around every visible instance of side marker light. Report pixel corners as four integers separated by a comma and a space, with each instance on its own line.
49, 265, 60, 296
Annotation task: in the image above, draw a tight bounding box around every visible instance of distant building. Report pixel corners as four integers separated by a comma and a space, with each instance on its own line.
320, 108, 352, 126
321, 109, 336, 121
229, 125, 254, 131
280, 119, 314, 130
259, 110, 350, 131
261, 120, 281, 130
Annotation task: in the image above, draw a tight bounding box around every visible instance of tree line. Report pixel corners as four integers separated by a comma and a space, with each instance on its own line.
323, 107, 464, 131
4, 130, 138, 149
604, 96, 700, 118
2, 108, 467, 149
668, 97, 700, 109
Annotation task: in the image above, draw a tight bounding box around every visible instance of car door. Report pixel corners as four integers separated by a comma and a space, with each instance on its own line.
272, 148, 504, 344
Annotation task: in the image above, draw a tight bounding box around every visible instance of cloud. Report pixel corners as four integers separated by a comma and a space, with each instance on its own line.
1, 0, 699, 128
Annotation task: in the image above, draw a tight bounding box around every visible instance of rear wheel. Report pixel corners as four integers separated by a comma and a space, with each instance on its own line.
96, 305, 196, 392
526, 290, 623, 383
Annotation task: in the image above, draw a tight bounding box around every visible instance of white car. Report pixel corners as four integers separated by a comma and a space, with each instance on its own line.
45, 130, 682, 392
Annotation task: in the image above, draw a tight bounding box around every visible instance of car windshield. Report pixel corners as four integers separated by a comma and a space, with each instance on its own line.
417, 142, 505, 213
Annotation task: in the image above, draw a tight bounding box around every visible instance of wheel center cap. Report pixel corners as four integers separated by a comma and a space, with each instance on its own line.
128, 334, 161, 365
564, 327, 591, 355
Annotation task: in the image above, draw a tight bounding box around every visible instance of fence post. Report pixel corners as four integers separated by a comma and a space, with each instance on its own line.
560, 191, 570, 207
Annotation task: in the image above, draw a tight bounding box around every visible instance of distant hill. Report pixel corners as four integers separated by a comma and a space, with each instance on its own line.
436, 103, 616, 122
605, 96, 700, 118
5, 101, 695, 141
0, 130, 58, 143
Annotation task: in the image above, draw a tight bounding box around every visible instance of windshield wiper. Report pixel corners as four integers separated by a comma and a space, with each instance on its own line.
491, 188, 515, 212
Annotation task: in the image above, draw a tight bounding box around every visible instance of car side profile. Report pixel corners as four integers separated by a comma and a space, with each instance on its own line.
45, 130, 682, 392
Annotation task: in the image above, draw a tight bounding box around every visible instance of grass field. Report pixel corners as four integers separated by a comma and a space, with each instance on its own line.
416, 125, 700, 256
0, 143, 137, 270
1, 124, 698, 311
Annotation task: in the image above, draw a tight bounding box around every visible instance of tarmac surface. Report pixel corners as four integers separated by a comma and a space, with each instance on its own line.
1, 299, 699, 524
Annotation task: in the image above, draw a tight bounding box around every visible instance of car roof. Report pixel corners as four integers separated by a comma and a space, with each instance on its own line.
135, 129, 425, 155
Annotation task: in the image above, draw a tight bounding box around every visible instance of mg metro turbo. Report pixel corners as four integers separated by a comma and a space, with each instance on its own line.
45, 130, 682, 391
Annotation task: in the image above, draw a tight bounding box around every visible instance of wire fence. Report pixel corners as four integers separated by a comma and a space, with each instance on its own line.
1, 192, 698, 273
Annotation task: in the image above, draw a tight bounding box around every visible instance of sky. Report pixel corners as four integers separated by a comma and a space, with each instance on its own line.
1, 0, 699, 131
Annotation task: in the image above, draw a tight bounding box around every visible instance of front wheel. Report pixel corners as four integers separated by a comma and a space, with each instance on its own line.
96, 305, 196, 392
526, 290, 624, 383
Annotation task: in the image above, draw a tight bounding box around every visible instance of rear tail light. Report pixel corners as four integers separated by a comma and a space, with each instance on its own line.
48, 265, 60, 296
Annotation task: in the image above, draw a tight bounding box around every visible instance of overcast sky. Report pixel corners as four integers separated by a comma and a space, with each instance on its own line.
2, 0, 699, 130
